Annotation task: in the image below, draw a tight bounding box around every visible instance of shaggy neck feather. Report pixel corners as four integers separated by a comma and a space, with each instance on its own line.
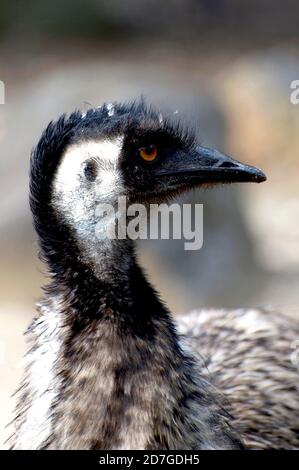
12, 237, 243, 450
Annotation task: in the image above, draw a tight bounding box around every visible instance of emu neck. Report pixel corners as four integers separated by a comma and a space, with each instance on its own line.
21, 240, 187, 449
13, 239, 242, 450
49, 270, 182, 450
59, 237, 166, 328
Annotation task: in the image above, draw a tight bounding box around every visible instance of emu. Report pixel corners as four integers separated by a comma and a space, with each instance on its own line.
9, 101, 299, 449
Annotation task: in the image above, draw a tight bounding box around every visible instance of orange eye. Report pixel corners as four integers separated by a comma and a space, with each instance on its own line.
139, 145, 158, 162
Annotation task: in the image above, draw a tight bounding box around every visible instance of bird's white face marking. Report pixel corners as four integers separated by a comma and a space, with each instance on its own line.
52, 137, 124, 271
53, 137, 124, 223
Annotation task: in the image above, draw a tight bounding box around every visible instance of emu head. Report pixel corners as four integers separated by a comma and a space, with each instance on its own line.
30, 100, 266, 274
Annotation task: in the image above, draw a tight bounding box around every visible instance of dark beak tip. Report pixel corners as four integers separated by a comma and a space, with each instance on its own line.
251, 168, 267, 183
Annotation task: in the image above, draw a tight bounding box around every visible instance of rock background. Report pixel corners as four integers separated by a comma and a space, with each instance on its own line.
1, 0, 299, 447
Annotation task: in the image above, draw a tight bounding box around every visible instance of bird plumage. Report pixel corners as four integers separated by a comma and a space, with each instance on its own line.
178, 308, 299, 449
8, 100, 297, 450
10, 259, 243, 449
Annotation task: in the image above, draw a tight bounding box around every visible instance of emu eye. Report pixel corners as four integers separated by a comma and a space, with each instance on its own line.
139, 145, 158, 162
84, 159, 97, 182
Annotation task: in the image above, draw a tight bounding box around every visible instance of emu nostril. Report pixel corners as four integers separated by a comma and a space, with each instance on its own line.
218, 161, 238, 169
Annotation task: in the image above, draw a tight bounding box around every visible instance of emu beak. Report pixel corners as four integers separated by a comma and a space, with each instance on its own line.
154, 146, 266, 185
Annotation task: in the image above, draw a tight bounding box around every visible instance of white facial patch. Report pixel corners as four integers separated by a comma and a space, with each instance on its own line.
52, 136, 129, 277
52, 136, 124, 234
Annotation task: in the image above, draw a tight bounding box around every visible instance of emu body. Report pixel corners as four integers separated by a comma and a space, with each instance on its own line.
179, 308, 299, 449
9, 101, 299, 449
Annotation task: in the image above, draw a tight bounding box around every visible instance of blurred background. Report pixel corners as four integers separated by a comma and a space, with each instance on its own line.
1, 0, 299, 447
